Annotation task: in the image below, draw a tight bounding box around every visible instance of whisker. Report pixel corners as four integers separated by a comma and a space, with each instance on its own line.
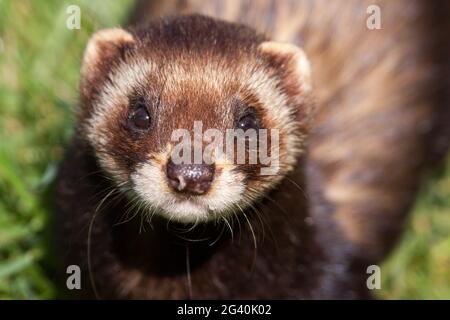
209, 221, 226, 246
236, 203, 257, 271
247, 186, 291, 223
87, 210, 100, 300
87, 186, 119, 300
283, 176, 308, 200
113, 190, 141, 226
241, 197, 266, 243
221, 216, 234, 243
185, 245, 193, 299
231, 208, 242, 243
244, 191, 279, 250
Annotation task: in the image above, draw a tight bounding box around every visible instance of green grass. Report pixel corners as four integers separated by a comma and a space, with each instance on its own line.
0, 0, 449, 300
0, 0, 134, 299
380, 162, 450, 299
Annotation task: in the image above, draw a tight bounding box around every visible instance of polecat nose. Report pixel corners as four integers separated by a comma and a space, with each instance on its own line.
166, 160, 215, 195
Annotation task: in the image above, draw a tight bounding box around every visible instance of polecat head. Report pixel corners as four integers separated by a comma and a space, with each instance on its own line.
79, 15, 313, 223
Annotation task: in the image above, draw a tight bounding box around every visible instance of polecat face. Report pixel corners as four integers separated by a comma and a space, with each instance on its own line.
79, 15, 312, 223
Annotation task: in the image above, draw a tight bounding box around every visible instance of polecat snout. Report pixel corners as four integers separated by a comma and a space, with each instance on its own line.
79, 15, 312, 224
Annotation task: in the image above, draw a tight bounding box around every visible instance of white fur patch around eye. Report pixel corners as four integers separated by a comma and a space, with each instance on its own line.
84, 57, 154, 182
130, 159, 246, 224
244, 68, 304, 175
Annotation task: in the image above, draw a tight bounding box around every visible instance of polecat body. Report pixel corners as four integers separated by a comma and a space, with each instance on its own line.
55, 0, 449, 299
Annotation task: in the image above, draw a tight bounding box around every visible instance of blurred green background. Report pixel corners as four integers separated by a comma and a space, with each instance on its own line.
0, 0, 448, 299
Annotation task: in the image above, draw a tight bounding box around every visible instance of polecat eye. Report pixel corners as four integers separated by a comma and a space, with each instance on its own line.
128, 101, 151, 131
237, 109, 260, 131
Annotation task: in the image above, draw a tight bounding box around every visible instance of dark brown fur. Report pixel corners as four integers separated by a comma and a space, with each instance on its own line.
55, 0, 450, 299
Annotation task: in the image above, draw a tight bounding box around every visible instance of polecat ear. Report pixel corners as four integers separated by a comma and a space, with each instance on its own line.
81, 28, 135, 99
257, 41, 312, 96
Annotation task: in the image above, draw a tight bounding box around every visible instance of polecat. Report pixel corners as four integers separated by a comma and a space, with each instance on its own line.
55, 0, 450, 299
